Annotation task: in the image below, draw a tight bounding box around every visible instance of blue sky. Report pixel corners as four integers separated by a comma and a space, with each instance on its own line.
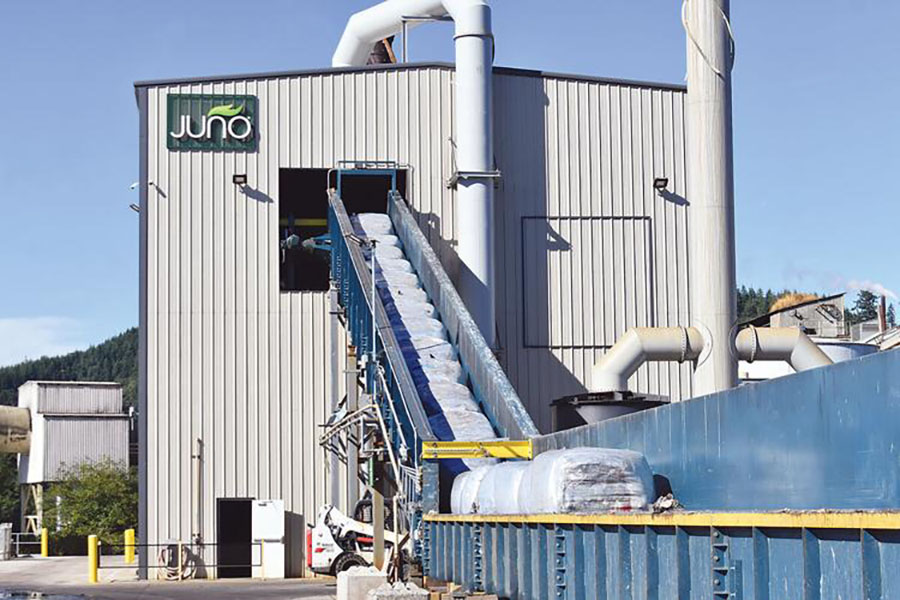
0, 0, 897, 365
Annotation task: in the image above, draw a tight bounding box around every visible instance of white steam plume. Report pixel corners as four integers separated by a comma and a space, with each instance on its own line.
846, 280, 898, 301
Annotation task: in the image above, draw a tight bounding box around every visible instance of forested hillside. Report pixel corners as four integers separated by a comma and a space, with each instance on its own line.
0, 328, 138, 525
0, 328, 137, 408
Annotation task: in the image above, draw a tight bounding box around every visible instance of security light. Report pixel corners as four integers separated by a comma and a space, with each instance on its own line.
129, 181, 139, 190
233, 174, 248, 185
653, 177, 669, 191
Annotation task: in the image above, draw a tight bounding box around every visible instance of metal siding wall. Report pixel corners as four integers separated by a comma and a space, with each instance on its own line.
144, 65, 690, 560
34, 383, 122, 414
144, 67, 453, 567
42, 417, 129, 480
493, 73, 691, 432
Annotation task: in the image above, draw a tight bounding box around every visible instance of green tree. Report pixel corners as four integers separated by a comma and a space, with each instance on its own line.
888, 303, 896, 328
44, 460, 137, 547
847, 290, 880, 325
0, 454, 18, 524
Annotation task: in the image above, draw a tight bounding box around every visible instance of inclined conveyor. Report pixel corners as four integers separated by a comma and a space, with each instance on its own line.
327, 182, 538, 522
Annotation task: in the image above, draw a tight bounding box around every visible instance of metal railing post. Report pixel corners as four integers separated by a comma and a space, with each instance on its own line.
177, 540, 184, 579
88, 535, 99, 583
261, 541, 266, 579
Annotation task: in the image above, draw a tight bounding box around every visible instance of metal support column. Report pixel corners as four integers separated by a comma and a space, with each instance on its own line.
346, 346, 360, 510
329, 285, 342, 509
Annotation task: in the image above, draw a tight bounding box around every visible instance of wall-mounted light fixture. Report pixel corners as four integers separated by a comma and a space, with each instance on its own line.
129, 204, 140, 213
653, 177, 669, 191
233, 174, 248, 186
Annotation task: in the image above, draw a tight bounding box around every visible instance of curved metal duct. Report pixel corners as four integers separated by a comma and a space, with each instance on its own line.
591, 327, 705, 393
735, 327, 834, 372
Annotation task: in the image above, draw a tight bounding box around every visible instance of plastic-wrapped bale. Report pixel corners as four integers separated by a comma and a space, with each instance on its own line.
439, 408, 497, 441
474, 461, 530, 515
381, 284, 428, 304
387, 297, 438, 319
429, 409, 499, 471
518, 448, 655, 513
397, 316, 446, 341
400, 336, 456, 361
370, 244, 404, 261
376, 271, 421, 289
366, 233, 401, 248
417, 357, 465, 384
377, 258, 414, 274
450, 465, 492, 514
426, 381, 480, 413
352, 213, 393, 235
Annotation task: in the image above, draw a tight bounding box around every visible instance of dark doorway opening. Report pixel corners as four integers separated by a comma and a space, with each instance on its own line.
217, 498, 252, 578
278, 168, 407, 292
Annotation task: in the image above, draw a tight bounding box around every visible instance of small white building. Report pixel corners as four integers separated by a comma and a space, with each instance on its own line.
17, 381, 129, 532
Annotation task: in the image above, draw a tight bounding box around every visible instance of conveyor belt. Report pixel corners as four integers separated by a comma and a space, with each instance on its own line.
327, 187, 539, 510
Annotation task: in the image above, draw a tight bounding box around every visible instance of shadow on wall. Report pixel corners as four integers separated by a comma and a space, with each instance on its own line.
493, 77, 587, 432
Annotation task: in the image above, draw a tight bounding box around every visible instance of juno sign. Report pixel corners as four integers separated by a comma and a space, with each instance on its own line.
167, 94, 257, 151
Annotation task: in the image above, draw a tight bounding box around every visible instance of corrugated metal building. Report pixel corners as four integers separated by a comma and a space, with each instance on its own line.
17, 381, 129, 484
135, 62, 690, 575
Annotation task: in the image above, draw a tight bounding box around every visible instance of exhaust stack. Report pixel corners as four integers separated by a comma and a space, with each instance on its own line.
684, 0, 738, 395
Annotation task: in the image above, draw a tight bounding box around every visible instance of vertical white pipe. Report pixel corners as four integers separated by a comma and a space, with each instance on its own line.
685, 0, 737, 395
446, 0, 496, 348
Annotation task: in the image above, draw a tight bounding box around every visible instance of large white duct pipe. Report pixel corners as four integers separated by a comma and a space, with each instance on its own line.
333, 0, 497, 348
684, 0, 738, 395
591, 327, 705, 393
735, 327, 834, 372
0, 405, 31, 455
332, 0, 446, 67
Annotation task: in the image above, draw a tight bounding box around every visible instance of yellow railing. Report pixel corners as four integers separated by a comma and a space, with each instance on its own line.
422, 440, 533, 460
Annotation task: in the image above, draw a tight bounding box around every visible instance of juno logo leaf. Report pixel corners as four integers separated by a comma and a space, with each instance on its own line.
207, 103, 244, 118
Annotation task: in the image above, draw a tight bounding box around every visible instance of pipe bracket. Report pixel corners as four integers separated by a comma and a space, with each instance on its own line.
446, 169, 502, 189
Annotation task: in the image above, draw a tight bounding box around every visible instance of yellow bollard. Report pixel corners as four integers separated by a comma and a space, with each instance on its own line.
88, 535, 99, 584
40, 528, 48, 557
124, 529, 135, 564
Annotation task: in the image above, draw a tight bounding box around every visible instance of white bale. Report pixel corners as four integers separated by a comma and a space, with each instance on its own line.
441, 409, 497, 441
376, 271, 421, 289
377, 258, 414, 274
400, 316, 446, 340
428, 381, 479, 412
518, 447, 655, 514
391, 298, 438, 319
337, 565, 387, 600
372, 244, 404, 261
403, 336, 456, 361
450, 465, 492, 514
474, 461, 529, 515
367, 233, 401, 247
353, 213, 393, 235
382, 285, 428, 303
418, 358, 465, 384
